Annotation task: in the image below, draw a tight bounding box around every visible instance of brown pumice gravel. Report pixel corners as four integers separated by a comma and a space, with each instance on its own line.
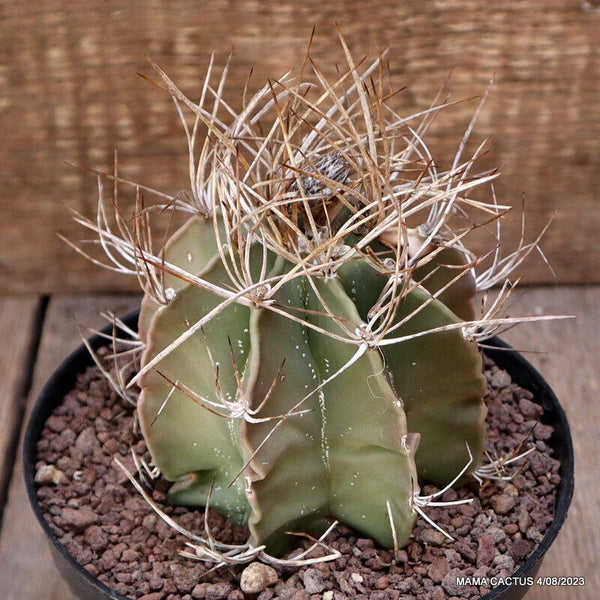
34, 349, 560, 600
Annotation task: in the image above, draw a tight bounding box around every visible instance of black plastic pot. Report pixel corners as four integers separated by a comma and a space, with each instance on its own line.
24, 313, 574, 600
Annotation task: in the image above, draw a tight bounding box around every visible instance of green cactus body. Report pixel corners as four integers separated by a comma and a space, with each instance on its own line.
241, 274, 417, 551
138, 257, 252, 523
138, 212, 486, 551
303, 277, 417, 548
409, 232, 477, 323
140, 246, 419, 549
380, 287, 486, 486
338, 255, 487, 487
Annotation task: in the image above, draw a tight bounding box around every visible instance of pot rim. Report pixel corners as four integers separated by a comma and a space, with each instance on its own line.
477, 338, 574, 599
23, 312, 574, 600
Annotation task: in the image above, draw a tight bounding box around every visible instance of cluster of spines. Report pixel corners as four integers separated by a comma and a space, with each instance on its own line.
70, 33, 559, 561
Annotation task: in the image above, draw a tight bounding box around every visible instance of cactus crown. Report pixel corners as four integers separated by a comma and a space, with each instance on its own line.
72, 34, 555, 563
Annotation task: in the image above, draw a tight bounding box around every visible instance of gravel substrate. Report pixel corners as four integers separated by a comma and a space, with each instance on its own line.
34, 349, 561, 600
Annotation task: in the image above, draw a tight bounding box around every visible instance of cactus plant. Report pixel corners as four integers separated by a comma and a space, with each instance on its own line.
72, 34, 555, 561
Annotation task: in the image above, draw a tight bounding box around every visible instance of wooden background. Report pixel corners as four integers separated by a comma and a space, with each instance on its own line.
2, 0, 600, 294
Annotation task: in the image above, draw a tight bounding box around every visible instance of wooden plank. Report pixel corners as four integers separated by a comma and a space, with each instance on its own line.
0, 296, 40, 509
2, 0, 600, 293
498, 286, 599, 599
0, 295, 140, 600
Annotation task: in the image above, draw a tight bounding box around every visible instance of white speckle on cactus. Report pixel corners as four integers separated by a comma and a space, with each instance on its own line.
318, 389, 331, 473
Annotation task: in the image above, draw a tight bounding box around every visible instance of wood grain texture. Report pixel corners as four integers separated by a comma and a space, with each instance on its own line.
0, 295, 140, 600
500, 286, 598, 599
0, 296, 40, 509
1, 0, 599, 293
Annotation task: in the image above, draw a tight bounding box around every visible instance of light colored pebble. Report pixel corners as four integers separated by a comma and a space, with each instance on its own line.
239, 562, 278, 594
34, 464, 66, 485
